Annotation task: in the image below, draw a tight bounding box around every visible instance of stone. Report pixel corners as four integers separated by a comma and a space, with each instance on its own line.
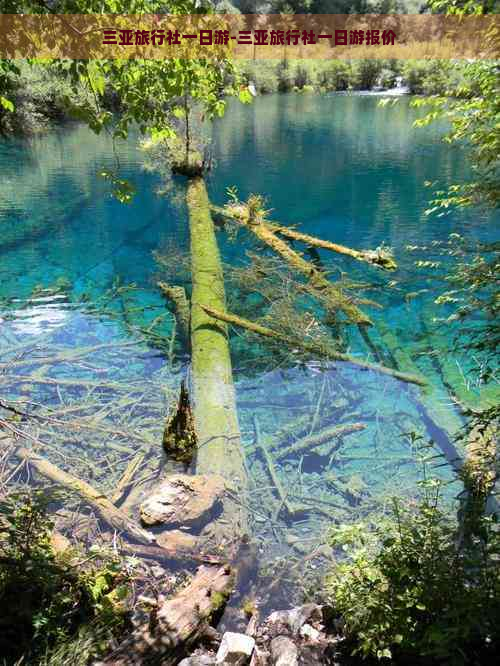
245, 613, 259, 637
178, 656, 216, 666
300, 623, 321, 641
140, 473, 225, 528
267, 603, 322, 635
216, 632, 255, 665
249, 646, 270, 666
269, 636, 298, 666
156, 529, 199, 551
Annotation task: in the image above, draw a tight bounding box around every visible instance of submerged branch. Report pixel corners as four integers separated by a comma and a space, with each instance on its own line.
0, 434, 154, 545
201, 305, 427, 387
274, 422, 366, 461
157, 281, 190, 347
211, 203, 372, 326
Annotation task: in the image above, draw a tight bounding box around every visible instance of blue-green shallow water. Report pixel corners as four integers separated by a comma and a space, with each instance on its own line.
0, 94, 498, 606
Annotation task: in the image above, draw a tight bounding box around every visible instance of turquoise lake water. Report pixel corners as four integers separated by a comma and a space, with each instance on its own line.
0, 94, 498, 604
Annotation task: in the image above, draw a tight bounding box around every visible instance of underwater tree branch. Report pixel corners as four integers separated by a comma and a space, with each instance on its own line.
201, 305, 427, 387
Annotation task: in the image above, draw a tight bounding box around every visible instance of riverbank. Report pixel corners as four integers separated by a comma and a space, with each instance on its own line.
237, 58, 460, 95
0, 58, 461, 137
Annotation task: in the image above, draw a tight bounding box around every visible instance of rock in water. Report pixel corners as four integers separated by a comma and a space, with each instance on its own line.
178, 656, 216, 666
155, 529, 200, 552
267, 603, 323, 635
216, 632, 255, 665
269, 636, 299, 666
140, 474, 225, 528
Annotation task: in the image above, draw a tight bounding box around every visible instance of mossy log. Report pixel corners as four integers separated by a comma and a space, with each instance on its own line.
99, 564, 234, 666
157, 281, 191, 347
211, 204, 372, 326
187, 178, 247, 492
266, 220, 397, 271
202, 305, 427, 387
2, 438, 154, 545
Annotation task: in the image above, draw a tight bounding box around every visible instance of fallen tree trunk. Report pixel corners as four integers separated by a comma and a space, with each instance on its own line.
0, 435, 154, 545
99, 564, 234, 666
201, 305, 427, 387
187, 178, 248, 500
211, 203, 372, 326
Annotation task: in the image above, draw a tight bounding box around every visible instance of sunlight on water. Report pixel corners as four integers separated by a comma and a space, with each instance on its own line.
1, 95, 498, 605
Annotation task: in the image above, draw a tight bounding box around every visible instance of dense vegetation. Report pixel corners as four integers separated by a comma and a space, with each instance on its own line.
0, 490, 130, 665
0, 57, 464, 137
323, 0, 499, 661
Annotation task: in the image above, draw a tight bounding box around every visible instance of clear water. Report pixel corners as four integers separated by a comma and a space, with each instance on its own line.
1, 94, 498, 605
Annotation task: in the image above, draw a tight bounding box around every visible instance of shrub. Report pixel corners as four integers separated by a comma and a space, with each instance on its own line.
293, 64, 311, 89
239, 60, 279, 94
315, 61, 351, 91
402, 60, 461, 95
327, 495, 500, 663
0, 489, 130, 664
277, 60, 294, 92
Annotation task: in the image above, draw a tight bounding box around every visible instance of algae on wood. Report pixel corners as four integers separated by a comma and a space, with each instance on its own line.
211, 203, 372, 326
187, 178, 247, 491
157, 281, 191, 347
101, 564, 234, 665
265, 220, 397, 271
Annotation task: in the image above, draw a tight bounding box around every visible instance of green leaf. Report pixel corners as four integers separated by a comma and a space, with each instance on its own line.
0, 96, 14, 113
238, 88, 253, 105
150, 127, 174, 143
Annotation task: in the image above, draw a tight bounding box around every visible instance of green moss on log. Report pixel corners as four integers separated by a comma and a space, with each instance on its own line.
187, 177, 247, 490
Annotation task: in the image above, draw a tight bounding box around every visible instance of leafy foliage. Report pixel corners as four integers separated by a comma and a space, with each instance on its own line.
411, 0, 500, 210
327, 492, 500, 663
0, 2, 239, 136
0, 489, 130, 664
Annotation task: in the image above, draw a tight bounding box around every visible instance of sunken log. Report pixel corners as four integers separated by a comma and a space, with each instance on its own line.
157, 281, 191, 347
0, 436, 154, 545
